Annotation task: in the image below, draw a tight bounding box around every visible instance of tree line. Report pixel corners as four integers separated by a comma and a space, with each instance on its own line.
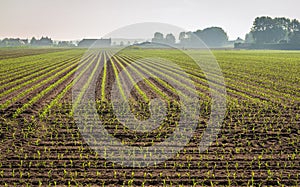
152, 27, 228, 47
246, 16, 300, 44
1, 16, 300, 48
151, 16, 300, 48
0, 37, 76, 47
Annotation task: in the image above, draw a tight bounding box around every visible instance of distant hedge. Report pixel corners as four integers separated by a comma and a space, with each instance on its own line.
235, 43, 300, 50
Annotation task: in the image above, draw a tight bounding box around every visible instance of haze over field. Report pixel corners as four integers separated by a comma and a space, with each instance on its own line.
1, 0, 300, 40
1, 1, 300, 186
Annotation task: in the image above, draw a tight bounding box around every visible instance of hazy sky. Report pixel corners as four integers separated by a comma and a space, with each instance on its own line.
1, 0, 300, 40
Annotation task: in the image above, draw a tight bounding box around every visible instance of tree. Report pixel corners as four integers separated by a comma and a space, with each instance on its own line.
39, 37, 53, 46
273, 17, 290, 42
288, 19, 300, 43
289, 31, 300, 44
30, 37, 37, 45
250, 16, 300, 44
30, 36, 53, 46
0, 38, 24, 47
57, 41, 75, 47
152, 32, 164, 43
165, 33, 176, 44
289, 19, 300, 32
251, 16, 275, 43
195, 27, 228, 47
179, 32, 185, 41
245, 32, 254, 43
179, 31, 194, 46
185, 31, 194, 43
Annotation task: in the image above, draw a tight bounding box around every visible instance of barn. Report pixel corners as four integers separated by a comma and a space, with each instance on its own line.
78, 38, 111, 47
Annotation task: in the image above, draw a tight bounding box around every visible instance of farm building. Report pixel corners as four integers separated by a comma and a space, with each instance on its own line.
78, 38, 111, 47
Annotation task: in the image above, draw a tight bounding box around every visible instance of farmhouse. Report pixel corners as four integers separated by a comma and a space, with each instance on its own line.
78, 38, 111, 47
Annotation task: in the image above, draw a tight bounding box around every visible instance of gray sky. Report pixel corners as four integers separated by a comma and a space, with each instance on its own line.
1, 0, 299, 40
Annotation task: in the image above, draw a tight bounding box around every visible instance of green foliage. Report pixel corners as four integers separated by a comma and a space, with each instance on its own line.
251, 16, 300, 44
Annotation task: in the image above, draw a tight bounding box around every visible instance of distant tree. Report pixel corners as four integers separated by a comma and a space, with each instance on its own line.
0, 39, 4, 47
289, 19, 300, 32
276, 17, 290, 31
39, 37, 53, 46
195, 27, 228, 47
30, 36, 53, 46
289, 31, 300, 44
179, 32, 186, 42
165, 33, 176, 44
57, 41, 75, 47
152, 32, 164, 43
184, 31, 197, 46
251, 16, 275, 43
154, 32, 164, 40
288, 19, 300, 43
185, 31, 193, 42
251, 16, 300, 44
0, 38, 24, 47
58, 41, 67, 47
185, 31, 193, 39
194, 30, 202, 35
273, 17, 290, 41
30, 37, 37, 45
245, 32, 255, 43
179, 31, 194, 46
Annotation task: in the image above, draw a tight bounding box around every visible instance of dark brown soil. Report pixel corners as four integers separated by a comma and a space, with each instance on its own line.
0, 49, 299, 186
